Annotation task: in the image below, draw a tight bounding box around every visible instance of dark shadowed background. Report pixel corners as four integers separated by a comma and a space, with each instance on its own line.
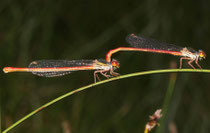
1, 0, 210, 132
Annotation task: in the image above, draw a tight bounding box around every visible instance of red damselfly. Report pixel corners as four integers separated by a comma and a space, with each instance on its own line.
106, 34, 206, 69
3, 59, 120, 82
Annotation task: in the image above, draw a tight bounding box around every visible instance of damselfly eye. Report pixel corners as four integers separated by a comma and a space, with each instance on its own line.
111, 60, 119, 68
199, 50, 206, 59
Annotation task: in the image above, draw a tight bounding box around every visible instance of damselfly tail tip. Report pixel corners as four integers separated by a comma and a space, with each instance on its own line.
3, 67, 11, 73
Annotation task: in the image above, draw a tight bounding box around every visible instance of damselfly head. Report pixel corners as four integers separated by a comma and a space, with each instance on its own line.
198, 50, 206, 60
111, 59, 120, 70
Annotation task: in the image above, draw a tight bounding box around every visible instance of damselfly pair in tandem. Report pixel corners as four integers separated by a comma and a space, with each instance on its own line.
3, 34, 206, 82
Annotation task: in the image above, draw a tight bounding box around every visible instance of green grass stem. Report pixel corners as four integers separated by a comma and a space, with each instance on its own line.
3, 69, 210, 133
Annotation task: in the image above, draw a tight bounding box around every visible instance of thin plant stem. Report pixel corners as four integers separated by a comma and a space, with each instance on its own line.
144, 128, 149, 133
3, 69, 210, 133
156, 72, 177, 133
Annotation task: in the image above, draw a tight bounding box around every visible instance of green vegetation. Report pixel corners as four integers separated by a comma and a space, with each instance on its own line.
1, 0, 210, 132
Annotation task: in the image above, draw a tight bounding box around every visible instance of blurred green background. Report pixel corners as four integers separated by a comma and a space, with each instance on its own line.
1, 0, 210, 132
